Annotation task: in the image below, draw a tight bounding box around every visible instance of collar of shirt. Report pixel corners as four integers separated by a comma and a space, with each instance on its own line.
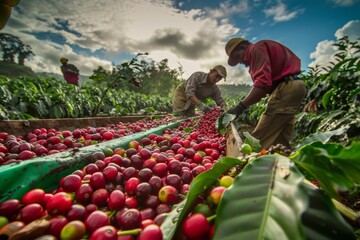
243, 43, 254, 66
200, 73, 209, 84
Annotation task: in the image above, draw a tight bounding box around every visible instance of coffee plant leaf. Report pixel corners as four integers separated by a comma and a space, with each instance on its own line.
301, 183, 355, 239
214, 155, 308, 240
216, 112, 236, 135
295, 125, 349, 149
243, 131, 262, 152
321, 88, 334, 109
291, 141, 360, 200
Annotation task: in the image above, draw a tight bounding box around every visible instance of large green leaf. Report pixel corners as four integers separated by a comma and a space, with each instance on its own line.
317, 110, 344, 131
291, 141, 360, 199
301, 183, 355, 240
214, 155, 308, 240
321, 88, 334, 109
212, 155, 356, 240
295, 126, 349, 149
243, 131, 262, 152
333, 142, 360, 183
161, 156, 241, 240
216, 112, 236, 135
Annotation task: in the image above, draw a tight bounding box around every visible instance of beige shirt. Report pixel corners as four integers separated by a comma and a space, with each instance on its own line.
172, 71, 226, 114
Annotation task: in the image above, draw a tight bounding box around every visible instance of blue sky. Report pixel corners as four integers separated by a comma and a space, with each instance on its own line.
2, 0, 360, 85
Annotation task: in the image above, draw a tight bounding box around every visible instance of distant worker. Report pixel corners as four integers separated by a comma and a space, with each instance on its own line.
172, 65, 227, 116
60, 57, 80, 86
225, 38, 306, 149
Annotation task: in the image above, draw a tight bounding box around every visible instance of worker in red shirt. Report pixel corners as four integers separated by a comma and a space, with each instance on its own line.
60, 57, 80, 86
225, 38, 306, 149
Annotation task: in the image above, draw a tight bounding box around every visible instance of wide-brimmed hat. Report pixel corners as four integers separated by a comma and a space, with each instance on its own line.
225, 38, 245, 66
60, 57, 68, 64
213, 65, 227, 81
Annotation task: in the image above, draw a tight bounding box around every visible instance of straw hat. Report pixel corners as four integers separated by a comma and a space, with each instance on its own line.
225, 38, 245, 56
60, 57, 68, 64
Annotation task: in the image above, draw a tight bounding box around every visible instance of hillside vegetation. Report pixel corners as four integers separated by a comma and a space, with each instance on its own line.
0, 61, 250, 100
0, 61, 37, 78
218, 84, 252, 98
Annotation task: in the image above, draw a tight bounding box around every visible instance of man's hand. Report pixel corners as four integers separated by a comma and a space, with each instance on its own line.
198, 103, 212, 113
227, 101, 247, 117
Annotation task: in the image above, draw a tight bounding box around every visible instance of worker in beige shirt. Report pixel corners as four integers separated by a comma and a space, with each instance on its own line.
172, 65, 227, 116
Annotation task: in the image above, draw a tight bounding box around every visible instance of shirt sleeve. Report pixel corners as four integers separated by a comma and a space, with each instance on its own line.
68, 64, 79, 73
60, 65, 66, 74
249, 45, 272, 90
184, 72, 201, 98
212, 86, 226, 108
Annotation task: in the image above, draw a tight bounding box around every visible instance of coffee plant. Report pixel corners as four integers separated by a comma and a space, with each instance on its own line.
0, 76, 172, 120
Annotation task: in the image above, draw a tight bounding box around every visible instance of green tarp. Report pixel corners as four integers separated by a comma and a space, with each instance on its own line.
0, 120, 183, 201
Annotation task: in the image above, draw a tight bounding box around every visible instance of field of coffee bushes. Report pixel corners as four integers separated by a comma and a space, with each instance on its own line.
0, 37, 359, 239
0, 76, 173, 120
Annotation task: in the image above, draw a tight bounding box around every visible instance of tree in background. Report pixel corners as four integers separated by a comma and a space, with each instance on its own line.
135, 58, 183, 98
89, 54, 183, 115
89, 53, 148, 116
88, 54, 182, 116
0, 33, 34, 65
17, 44, 33, 65
302, 36, 359, 112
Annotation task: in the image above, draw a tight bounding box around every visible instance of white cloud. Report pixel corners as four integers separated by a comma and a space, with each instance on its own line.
3, 0, 246, 83
308, 20, 360, 71
226, 66, 252, 85
264, 1, 302, 22
335, 20, 360, 40
329, 0, 359, 6
308, 40, 337, 70
210, 0, 250, 19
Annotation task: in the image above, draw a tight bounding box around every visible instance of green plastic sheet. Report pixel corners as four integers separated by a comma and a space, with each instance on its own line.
0, 120, 183, 201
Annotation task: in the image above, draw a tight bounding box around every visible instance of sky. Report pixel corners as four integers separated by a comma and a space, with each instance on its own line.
2, 0, 360, 85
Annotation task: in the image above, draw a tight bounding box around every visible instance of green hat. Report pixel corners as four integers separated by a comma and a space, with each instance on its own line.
213, 65, 227, 81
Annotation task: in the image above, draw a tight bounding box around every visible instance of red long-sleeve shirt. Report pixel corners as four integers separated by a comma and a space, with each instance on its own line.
244, 40, 301, 91
61, 63, 79, 85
